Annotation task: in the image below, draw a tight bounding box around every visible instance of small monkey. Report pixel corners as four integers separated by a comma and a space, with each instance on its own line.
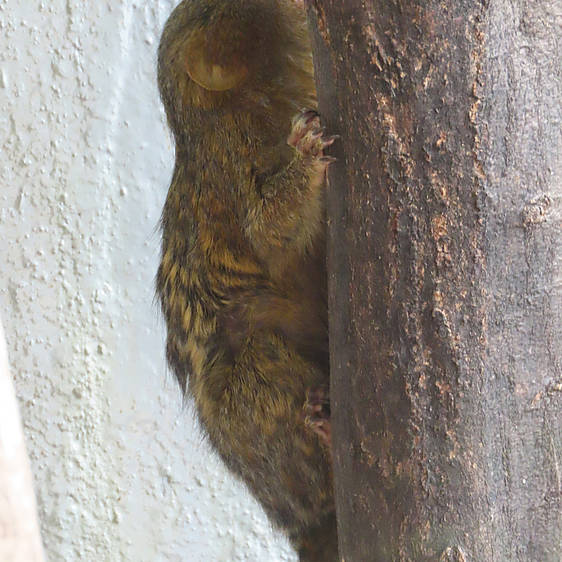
156, 1, 337, 560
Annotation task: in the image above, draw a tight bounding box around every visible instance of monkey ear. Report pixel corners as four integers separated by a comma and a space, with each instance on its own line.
185, 30, 249, 92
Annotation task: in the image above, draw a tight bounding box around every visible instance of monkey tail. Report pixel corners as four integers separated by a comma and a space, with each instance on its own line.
293, 513, 339, 562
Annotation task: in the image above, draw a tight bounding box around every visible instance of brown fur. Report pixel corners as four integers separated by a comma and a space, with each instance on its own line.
156, 2, 336, 560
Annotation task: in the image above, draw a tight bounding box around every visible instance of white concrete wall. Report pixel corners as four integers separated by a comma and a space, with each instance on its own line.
0, 2, 296, 561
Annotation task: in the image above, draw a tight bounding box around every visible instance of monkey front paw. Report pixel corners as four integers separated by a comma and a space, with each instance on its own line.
303, 385, 332, 450
287, 110, 337, 169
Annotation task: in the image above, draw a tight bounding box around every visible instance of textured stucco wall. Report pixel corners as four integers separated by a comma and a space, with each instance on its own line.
0, 1, 295, 561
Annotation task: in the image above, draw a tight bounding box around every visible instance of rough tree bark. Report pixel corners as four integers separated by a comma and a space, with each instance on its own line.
306, 0, 561, 560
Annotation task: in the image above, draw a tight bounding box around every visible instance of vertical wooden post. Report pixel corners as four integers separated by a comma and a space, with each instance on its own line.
307, 0, 561, 559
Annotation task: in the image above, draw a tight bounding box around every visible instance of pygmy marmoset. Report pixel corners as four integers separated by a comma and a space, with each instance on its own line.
156, 1, 337, 560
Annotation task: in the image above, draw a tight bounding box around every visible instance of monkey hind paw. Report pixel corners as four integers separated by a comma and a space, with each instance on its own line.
303, 385, 332, 449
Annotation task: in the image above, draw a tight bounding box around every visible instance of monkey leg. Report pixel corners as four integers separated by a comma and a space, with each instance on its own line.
193, 331, 336, 558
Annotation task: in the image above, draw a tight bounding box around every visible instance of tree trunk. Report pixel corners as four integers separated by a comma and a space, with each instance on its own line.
306, 0, 561, 560
0, 320, 45, 562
